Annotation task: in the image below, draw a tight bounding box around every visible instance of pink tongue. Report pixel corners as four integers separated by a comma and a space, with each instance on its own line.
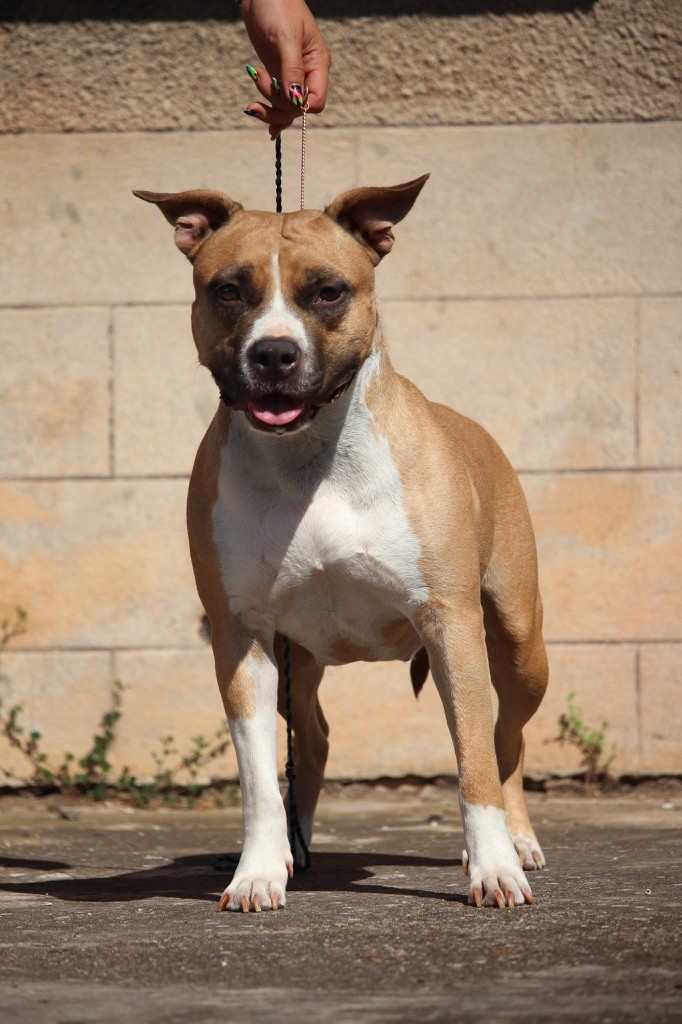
247, 396, 306, 427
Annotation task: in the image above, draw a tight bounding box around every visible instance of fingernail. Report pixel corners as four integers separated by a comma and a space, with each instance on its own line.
243, 108, 262, 120
289, 83, 304, 107
272, 77, 281, 95
245, 64, 259, 82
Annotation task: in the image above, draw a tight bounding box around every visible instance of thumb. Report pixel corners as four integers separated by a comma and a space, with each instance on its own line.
302, 64, 328, 114
277, 33, 307, 106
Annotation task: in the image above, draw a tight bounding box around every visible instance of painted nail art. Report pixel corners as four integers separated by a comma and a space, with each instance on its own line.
245, 64, 259, 82
271, 77, 282, 95
243, 108, 262, 119
289, 83, 305, 107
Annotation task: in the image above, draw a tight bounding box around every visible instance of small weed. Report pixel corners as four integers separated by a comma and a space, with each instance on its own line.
0, 607, 237, 807
551, 691, 616, 785
1, 607, 28, 649
115, 723, 234, 808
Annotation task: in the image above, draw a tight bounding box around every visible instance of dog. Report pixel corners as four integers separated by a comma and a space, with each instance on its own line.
134, 175, 549, 912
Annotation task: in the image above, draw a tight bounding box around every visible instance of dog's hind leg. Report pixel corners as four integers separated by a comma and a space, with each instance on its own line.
482, 520, 549, 870
275, 636, 328, 865
487, 604, 548, 869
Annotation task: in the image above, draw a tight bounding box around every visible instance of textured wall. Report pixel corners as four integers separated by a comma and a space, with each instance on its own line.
0, 1, 680, 781
0, 122, 680, 782
1, 0, 681, 133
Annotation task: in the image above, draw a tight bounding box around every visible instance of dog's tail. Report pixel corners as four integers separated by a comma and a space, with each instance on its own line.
410, 647, 430, 698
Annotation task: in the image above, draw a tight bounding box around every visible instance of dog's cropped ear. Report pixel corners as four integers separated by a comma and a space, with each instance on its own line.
132, 189, 243, 259
325, 174, 429, 264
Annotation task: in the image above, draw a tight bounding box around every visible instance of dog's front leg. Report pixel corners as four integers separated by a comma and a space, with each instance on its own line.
420, 604, 533, 908
213, 631, 293, 912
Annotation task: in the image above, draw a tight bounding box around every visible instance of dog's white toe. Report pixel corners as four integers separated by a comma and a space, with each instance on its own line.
512, 834, 546, 871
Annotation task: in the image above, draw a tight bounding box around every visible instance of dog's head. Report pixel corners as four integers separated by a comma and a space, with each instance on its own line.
134, 176, 428, 434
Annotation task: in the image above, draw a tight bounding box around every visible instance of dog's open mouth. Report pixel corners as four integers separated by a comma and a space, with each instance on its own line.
246, 395, 308, 430
230, 373, 356, 434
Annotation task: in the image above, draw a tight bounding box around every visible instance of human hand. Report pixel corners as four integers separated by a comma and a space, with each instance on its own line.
239, 0, 331, 139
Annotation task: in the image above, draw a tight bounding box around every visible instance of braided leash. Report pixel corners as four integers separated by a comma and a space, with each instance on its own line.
277, 110, 312, 871
283, 636, 311, 871
274, 132, 283, 215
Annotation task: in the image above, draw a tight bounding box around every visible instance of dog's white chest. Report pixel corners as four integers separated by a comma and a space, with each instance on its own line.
212, 400, 427, 665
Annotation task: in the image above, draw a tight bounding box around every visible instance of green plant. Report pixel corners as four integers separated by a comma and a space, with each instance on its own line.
116, 723, 234, 807
552, 691, 616, 785
0, 606, 27, 651
0, 606, 236, 806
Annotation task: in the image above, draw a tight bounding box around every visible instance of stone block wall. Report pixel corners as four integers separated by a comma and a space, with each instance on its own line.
0, 2, 680, 781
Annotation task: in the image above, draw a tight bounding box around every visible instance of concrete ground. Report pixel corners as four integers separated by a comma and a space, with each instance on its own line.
0, 786, 680, 1024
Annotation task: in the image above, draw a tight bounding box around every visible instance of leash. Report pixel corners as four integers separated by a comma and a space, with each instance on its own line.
278, 103, 312, 871
282, 637, 311, 871
274, 98, 308, 212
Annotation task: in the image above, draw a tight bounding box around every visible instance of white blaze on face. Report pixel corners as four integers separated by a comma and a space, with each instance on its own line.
242, 254, 311, 370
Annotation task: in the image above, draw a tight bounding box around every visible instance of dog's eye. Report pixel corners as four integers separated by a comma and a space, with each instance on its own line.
317, 286, 343, 303
216, 283, 241, 303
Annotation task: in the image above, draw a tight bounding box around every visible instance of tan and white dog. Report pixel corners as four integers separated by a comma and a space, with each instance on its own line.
135, 175, 549, 912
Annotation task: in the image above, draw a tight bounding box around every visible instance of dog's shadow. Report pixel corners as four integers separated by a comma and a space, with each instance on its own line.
0, 850, 466, 906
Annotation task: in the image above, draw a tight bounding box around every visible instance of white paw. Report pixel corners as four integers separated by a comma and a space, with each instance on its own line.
218, 848, 294, 913
512, 833, 546, 871
459, 798, 534, 909
463, 848, 534, 907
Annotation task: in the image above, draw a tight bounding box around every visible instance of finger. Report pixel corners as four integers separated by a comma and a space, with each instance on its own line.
243, 102, 296, 141
301, 53, 330, 114
246, 64, 290, 112
276, 33, 307, 108
244, 102, 296, 129
303, 72, 328, 114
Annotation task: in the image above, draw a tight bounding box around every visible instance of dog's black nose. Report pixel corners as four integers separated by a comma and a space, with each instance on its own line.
248, 337, 301, 382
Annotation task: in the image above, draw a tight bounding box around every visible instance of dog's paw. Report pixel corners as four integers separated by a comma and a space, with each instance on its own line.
217, 851, 294, 912
459, 801, 534, 908
463, 849, 534, 908
512, 833, 546, 871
